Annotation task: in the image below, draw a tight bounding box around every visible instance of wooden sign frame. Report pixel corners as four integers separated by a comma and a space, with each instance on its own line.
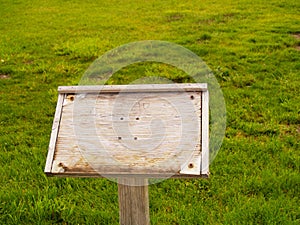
44, 83, 209, 178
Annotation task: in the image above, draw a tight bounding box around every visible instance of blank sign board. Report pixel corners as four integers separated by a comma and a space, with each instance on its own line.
45, 83, 209, 178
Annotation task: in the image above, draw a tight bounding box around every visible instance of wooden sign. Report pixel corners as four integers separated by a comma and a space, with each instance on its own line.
44, 83, 209, 178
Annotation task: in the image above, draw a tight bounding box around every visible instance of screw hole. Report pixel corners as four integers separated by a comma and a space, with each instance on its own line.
134, 137, 138, 140
188, 163, 194, 168
68, 95, 75, 101
190, 95, 194, 100
120, 117, 124, 120
136, 117, 139, 120
118, 137, 122, 140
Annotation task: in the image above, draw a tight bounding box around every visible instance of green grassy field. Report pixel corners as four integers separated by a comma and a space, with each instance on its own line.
0, 0, 299, 224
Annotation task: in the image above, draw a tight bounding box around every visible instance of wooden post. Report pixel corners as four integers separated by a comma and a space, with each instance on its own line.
118, 178, 150, 225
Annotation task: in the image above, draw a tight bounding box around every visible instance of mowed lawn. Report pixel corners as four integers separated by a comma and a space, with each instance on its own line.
0, 0, 299, 224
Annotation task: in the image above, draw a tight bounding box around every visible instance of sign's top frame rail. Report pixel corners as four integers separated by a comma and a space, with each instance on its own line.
58, 83, 208, 94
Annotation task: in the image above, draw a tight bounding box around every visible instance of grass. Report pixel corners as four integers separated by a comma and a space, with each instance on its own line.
0, 0, 299, 224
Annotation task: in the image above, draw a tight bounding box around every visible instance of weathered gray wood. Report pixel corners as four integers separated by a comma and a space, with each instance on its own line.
50, 91, 202, 176
44, 93, 65, 173
201, 90, 209, 174
58, 83, 207, 93
45, 83, 210, 225
46, 171, 208, 178
118, 178, 150, 225
45, 83, 209, 177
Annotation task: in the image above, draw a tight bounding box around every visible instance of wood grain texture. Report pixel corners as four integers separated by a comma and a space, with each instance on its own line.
45, 84, 209, 178
118, 178, 149, 225
44, 93, 64, 173
201, 90, 209, 175
58, 83, 207, 93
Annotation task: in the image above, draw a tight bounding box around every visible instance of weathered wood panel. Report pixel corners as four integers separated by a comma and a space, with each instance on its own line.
45, 83, 209, 178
